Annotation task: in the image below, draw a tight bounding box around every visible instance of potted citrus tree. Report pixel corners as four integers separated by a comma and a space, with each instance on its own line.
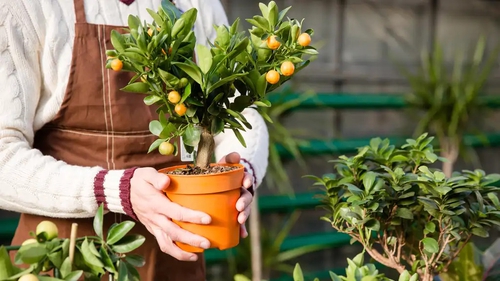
105, 1, 317, 253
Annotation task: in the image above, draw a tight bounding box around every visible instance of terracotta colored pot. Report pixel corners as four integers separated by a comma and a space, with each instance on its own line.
158, 163, 244, 253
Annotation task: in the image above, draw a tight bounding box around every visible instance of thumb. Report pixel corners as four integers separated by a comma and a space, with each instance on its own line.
147, 170, 171, 191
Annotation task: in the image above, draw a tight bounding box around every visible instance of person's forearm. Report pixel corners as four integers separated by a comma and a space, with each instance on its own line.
0, 139, 138, 218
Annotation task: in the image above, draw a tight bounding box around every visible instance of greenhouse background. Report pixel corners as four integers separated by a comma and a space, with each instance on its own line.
2, 0, 500, 280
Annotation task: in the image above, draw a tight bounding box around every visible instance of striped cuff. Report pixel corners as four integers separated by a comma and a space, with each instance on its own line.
93, 167, 139, 220
240, 158, 257, 195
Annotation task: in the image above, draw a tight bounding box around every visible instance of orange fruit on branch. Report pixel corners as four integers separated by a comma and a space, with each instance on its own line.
297, 33, 312, 47
168, 91, 181, 104
175, 103, 187, 116
266, 70, 280, 85
280, 61, 295, 76
110, 59, 123, 71
266, 35, 281, 50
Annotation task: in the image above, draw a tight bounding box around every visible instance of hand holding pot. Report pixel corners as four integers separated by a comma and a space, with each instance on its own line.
129, 167, 212, 261
218, 152, 255, 238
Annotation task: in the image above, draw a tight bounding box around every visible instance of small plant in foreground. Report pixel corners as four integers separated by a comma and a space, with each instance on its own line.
307, 133, 500, 281
0, 205, 145, 281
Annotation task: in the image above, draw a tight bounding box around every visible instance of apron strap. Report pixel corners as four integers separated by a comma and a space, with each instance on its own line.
74, 0, 87, 24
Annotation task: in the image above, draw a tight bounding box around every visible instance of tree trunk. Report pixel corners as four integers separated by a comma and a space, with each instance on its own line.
195, 127, 215, 168
250, 191, 263, 281
440, 137, 459, 178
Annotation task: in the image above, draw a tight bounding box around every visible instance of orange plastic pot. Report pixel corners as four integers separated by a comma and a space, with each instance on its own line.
159, 163, 244, 253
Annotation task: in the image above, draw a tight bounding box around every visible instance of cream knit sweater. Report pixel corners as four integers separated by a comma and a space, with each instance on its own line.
0, 0, 269, 219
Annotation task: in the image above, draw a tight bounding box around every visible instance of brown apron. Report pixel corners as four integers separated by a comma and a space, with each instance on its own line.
10, 0, 206, 279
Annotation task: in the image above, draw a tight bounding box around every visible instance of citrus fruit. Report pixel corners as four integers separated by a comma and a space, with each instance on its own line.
178, 78, 189, 88
110, 59, 123, 71
168, 91, 181, 104
36, 220, 58, 240
297, 33, 312, 46
21, 239, 37, 246
159, 142, 175, 156
19, 274, 39, 281
175, 103, 187, 116
280, 61, 295, 76
266, 35, 281, 50
266, 70, 280, 85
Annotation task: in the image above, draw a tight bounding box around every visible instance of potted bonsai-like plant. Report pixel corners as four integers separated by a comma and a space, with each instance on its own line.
105, 1, 317, 253
307, 133, 500, 281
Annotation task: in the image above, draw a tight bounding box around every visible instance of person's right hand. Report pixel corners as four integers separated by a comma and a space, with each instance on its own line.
129, 167, 212, 261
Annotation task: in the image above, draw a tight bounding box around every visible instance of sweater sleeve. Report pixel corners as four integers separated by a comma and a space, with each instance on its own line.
0, 3, 136, 219
195, 0, 270, 188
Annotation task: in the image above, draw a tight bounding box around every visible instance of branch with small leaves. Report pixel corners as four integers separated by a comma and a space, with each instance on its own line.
105, 1, 318, 169
308, 133, 500, 281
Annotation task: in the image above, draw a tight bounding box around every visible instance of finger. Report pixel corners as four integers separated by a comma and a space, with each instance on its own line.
238, 206, 251, 225
153, 227, 198, 261
166, 222, 211, 250
141, 169, 171, 191
218, 152, 240, 164
242, 172, 253, 189
165, 201, 212, 225
240, 224, 248, 238
236, 188, 253, 212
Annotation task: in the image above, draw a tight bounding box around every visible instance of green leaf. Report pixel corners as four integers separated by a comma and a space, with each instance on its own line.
149, 120, 163, 136
211, 117, 225, 135
422, 237, 439, 254
206, 73, 248, 94
81, 238, 104, 268
121, 82, 151, 93
93, 204, 104, 239
293, 263, 304, 281
148, 138, 166, 153
0, 246, 15, 279
256, 73, 267, 97
396, 208, 414, 220
111, 235, 146, 254
180, 83, 192, 104
233, 129, 247, 148
471, 227, 489, 238
100, 246, 116, 273
64, 271, 84, 281
173, 62, 202, 85
107, 221, 136, 245
158, 69, 180, 87
125, 254, 146, 268
144, 95, 162, 106
196, 44, 213, 74
362, 171, 376, 193
183, 124, 201, 147
38, 277, 66, 281
60, 257, 72, 278
19, 246, 48, 264
111, 30, 126, 53
48, 251, 63, 268
425, 222, 436, 234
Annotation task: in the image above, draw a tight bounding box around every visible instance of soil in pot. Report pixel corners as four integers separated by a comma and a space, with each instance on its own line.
159, 163, 244, 253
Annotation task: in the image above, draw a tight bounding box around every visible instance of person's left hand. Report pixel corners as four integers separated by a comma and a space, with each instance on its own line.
218, 152, 254, 238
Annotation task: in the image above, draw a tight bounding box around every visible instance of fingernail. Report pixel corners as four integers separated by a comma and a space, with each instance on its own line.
200, 241, 210, 249
190, 255, 197, 261
201, 216, 211, 224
